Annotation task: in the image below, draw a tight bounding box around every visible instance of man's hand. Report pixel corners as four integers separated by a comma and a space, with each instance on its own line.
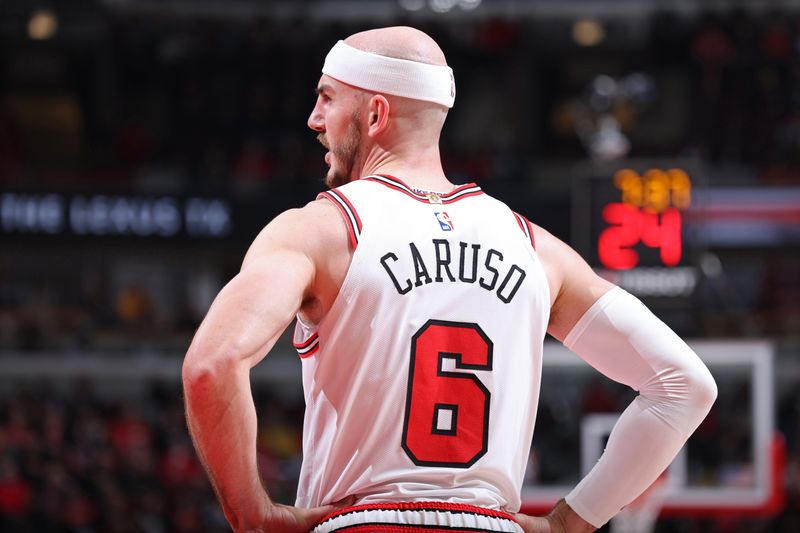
514, 500, 595, 533
246, 496, 356, 533
254, 501, 344, 533
512, 512, 555, 533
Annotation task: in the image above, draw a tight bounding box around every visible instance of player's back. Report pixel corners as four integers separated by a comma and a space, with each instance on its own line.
293, 175, 550, 512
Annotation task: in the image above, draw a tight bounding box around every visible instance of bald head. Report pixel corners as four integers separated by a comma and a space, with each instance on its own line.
343, 26, 448, 68
338, 26, 451, 125
309, 27, 452, 186
321, 25, 453, 112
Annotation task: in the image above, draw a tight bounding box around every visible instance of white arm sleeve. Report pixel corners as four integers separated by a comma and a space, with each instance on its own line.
562, 287, 717, 528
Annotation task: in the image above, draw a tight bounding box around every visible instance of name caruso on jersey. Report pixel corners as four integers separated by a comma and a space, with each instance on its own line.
379, 238, 527, 303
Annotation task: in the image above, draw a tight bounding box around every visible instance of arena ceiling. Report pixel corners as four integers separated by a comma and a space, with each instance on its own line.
98, 0, 800, 20
3, 0, 797, 25
0, 0, 795, 48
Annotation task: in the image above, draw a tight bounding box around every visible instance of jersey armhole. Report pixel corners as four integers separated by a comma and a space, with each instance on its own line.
293, 318, 320, 358
318, 189, 362, 250
512, 211, 536, 250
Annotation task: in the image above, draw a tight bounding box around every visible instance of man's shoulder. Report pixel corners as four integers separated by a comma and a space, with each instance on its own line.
247, 199, 348, 258
267, 199, 342, 232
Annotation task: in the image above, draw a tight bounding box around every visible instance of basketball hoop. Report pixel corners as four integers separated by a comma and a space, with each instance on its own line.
521, 343, 784, 527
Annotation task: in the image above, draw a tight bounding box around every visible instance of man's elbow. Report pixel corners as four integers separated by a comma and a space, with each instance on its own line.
689, 363, 718, 415
672, 358, 718, 434
642, 354, 718, 435
182, 352, 212, 390
182, 349, 218, 403
182, 341, 241, 397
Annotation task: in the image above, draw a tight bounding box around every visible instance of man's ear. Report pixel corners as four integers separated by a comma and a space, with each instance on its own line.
367, 94, 390, 138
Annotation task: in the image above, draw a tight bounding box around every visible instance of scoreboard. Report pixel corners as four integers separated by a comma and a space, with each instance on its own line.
573, 162, 701, 298
597, 168, 691, 270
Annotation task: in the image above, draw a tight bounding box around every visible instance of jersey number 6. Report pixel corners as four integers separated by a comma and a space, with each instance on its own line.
402, 320, 493, 468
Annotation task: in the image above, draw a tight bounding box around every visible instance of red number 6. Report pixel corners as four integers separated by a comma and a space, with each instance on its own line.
402, 320, 493, 468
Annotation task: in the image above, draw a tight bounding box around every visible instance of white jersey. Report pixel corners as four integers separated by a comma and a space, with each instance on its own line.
293, 174, 550, 512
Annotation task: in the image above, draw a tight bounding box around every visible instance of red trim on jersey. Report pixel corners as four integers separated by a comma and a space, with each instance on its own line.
318, 501, 517, 524
298, 342, 320, 358
366, 175, 483, 204
294, 332, 320, 358
512, 212, 536, 250
333, 189, 362, 232
524, 217, 536, 250
319, 191, 360, 249
445, 189, 485, 202
293, 332, 319, 349
513, 212, 526, 232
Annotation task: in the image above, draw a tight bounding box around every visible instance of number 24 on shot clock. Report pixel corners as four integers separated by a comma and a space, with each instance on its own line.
598, 168, 691, 270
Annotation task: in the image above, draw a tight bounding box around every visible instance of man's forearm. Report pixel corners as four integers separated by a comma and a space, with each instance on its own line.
564, 397, 687, 527
561, 287, 717, 526
183, 359, 270, 530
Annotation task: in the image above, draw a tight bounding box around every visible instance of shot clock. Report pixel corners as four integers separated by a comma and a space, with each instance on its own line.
573, 162, 700, 297
598, 168, 691, 270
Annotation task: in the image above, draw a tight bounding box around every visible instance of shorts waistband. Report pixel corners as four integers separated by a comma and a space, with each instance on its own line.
312, 501, 523, 533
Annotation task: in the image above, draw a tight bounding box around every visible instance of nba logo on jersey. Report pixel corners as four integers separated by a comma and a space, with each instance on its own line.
434, 211, 454, 231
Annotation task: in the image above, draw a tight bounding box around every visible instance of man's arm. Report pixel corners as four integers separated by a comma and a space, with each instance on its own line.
519, 225, 717, 532
182, 201, 349, 532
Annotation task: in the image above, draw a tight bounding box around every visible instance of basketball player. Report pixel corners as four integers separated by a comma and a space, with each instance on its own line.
182, 27, 717, 532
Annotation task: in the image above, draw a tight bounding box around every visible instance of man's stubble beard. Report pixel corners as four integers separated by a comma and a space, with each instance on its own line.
324, 110, 362, 189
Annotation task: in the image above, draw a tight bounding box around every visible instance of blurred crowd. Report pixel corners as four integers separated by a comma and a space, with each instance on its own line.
686, 11, 800, 182
0, 382, 303, 532
0, 252, 225, 353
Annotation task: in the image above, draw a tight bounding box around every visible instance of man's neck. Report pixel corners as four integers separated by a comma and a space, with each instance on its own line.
357, 147, 453, 192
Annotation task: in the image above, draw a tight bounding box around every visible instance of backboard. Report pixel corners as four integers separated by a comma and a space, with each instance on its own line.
521, 340, 784, 520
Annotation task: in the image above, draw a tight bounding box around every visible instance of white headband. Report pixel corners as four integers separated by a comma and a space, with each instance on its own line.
322, 40, 455, 109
